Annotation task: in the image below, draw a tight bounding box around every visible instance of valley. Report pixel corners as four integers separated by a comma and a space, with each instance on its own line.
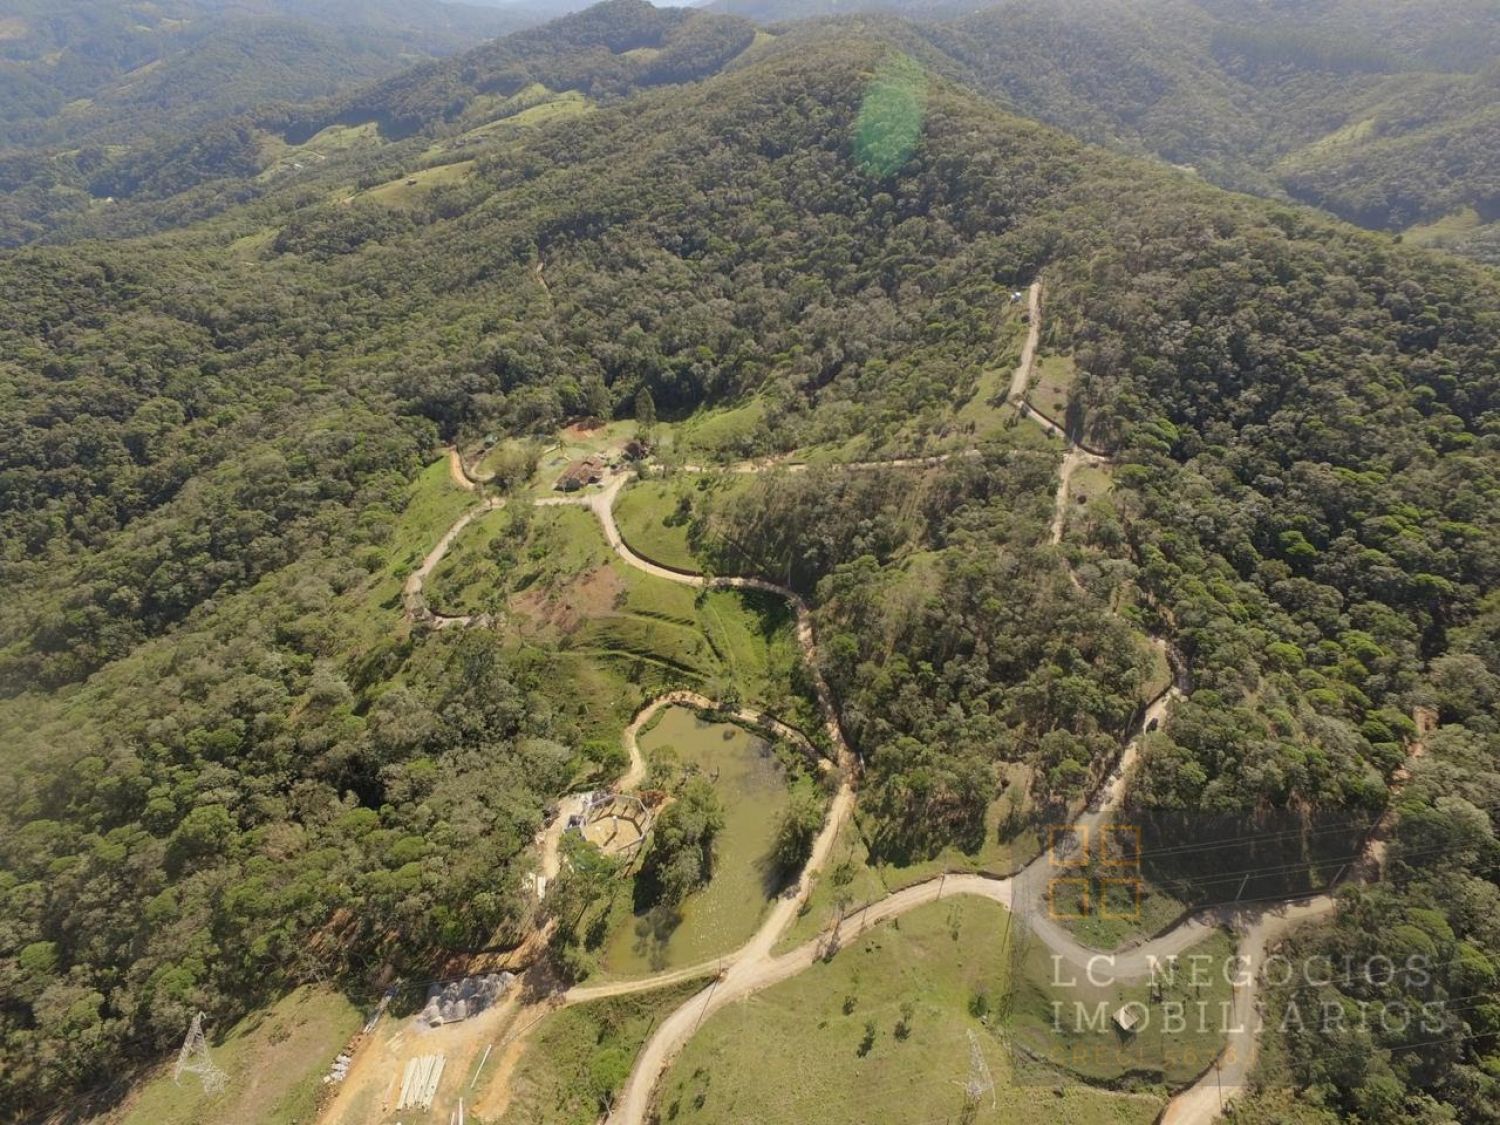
3, 4, 1498, 1124
280, 286, 1420, 1124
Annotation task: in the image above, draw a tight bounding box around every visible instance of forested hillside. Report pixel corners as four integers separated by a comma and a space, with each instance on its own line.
0, 0, 547, 246
0, 0, 760, 249
933, 0, 1500, 263
0, 0, 534, 148
2, 3, 1499, 1121
711, 0, 1500, 264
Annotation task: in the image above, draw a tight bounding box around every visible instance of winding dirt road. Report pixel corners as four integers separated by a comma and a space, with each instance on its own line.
1051, 445, 1110, 546
1006, 282, 1043, 404
674, 449, 980, 475
448, 446, 479, 491
402, 496, 502, 628
386, 281, 1417, 1125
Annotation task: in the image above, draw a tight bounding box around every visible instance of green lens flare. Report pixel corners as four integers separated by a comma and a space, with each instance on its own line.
853, 56, 928, 177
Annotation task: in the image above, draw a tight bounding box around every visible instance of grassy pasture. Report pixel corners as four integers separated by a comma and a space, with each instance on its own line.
664, 399, 766, 461
659, 899, 1166, 1125
490, 979, 707, 1125
1031, 352, 1078, 423
1009, 927, 1234, 1085
613, 474, 755, 571
359, 160, 473, 208
424, 501, 803, 717
115, 987, 360, 1125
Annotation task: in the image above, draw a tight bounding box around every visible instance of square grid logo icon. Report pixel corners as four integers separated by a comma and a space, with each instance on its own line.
1047, 822, 1141, 921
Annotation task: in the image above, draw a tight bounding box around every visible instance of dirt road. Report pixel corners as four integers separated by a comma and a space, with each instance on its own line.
402, 496, 503, 628
380, 279, 1414, 1125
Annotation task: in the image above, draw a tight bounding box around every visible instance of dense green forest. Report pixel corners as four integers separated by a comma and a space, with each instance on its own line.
713, 0, 1500, 263
919, 0, 1500, 260
1, 1, 1499, 1120
13, 0, 1500, 261
0, 0, 547, 246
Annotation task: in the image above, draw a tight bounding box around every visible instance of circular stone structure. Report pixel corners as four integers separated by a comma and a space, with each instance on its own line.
580, 792, 651, 858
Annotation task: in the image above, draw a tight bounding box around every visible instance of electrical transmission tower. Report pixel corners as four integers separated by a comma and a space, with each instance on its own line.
954, 1029, 996, 1114
173, 1012, 228, 1094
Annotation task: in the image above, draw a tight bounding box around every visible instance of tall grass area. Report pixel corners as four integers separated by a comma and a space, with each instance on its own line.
425, 504, 611, 618
1009, 929, 1235, 1086
491, 978, 708, 1125
664, 399, 766, 461
1030, 353, 1078, 422
659, 899, 1165, 1125
118, 987, 360, 1125
612, 474, 754, 572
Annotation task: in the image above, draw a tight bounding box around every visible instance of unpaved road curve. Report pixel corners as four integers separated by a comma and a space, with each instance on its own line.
1008, 282, 1044, 403
448, 446, 479, 491
676, 449, 980, 476
1051, 445, 1109, 546
544, 476, 851, 762
1160, 896, 1338, 1125
405, 287, 1400, 1125
402, 496, 502, 628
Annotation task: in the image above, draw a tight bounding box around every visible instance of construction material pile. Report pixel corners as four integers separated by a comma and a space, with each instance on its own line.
417, 972, 514, 1028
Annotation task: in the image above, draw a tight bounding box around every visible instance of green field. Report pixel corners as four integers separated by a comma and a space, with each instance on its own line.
117, 987, 360, 1125
498, 90, 592, 129
613, 478, 702, 570
663, 399, 766, 461
493, 978, 707, 1125
600, 706, 817, 976
1031, 353, 1078, 422
1402, 206, 1498, 256
422, 504, 515, 617
576, 570, 802, 712
1066, 462, 1112, 510
340, 457, 485, 647
470, 437, 546, 487
1275, 117, 1375, 167
955, 302, 1029, 435
659, 899, 1166, 1125
420, 495, 806, 717
360, 160, 474, 208
1050, 871, 1190, 952
257, 121, 383, 180
1056, 460, 1114, 547
424, 503, 613, 620
612, 474, 754, 571
393, 459, 483, 569
422, 85, 594, 161
777, 763, 1037, 952
1009, 927, 1235, 1085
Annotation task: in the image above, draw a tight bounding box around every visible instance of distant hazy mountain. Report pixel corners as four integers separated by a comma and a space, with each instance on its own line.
918, 0, 1500, 260
0, 0, 549, 150
0, 0, 569, 244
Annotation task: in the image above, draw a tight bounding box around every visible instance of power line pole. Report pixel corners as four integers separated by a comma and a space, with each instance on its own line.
952, 1029, 996, 1112
173, 1012, 228, 1094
